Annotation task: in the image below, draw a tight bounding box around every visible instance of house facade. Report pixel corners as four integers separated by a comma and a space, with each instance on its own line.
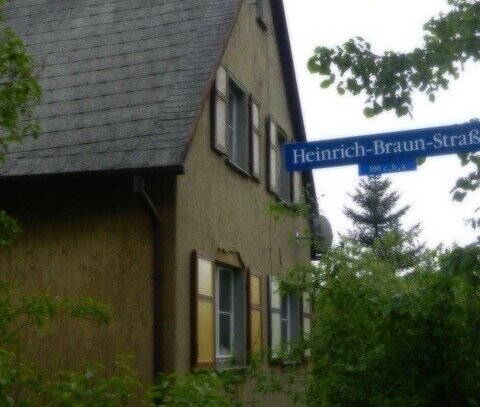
0, 0, 327, 405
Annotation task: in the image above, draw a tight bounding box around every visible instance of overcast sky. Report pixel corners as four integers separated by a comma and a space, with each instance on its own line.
283, 0, 480, 247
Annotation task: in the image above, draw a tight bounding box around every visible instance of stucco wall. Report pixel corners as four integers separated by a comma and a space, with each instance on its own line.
0, 174, 175, 385
176, 1, 311, 405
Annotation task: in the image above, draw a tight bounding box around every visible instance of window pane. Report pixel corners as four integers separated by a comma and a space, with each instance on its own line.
281, 319, 289, 340
281, 295, 289, 319
270, 277, 280, 309
218, 269, 232, 312
271, 311, 281, 350
219, 313, 232, 356
228, 82, 247, 169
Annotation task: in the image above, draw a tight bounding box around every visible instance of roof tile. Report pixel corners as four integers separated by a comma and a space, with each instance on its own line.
2, 0, 238, 177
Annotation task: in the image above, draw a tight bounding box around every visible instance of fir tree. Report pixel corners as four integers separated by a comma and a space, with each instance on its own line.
344, 175, 422, 250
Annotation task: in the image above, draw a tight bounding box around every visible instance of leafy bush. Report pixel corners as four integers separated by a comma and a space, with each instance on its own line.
0, 282, 140, 406
305, 239, 480, 406
147, 371, 240, 407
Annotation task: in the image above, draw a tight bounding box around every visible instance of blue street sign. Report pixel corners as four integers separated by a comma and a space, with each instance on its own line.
285, 122, 480, 174
358, 158, 418, 176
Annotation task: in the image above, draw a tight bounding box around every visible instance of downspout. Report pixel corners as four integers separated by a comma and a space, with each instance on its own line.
133, 175, 162, 378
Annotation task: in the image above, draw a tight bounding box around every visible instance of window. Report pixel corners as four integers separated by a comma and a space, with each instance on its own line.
277, 132, 292, 202
213, 66, 261, 179
192, 251, 248, 369
227, 81, 248, 171
281, 293, 292, 342
216, 267, 234, 358
268, 276, 301, 361
267, 119, 302, 203
215, 264, 246, 367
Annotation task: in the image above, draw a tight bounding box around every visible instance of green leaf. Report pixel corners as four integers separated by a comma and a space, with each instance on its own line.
320, 78, 334, 88
363, 107, 377, 118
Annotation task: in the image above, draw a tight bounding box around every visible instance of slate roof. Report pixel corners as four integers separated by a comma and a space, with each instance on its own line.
1, 0, 238, 177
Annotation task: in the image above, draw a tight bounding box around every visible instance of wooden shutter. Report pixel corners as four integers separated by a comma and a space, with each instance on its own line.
268, 275, 281, 359
293, 172, 302, 204
191, 251, 216, 369
212, 65, 228, 154
249, 97, 261, 180
267, 119, 278, 194
247, 271, 263, 357
302, 292, 312, 358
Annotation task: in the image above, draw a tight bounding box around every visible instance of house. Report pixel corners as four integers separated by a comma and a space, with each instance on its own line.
0, 0, 329, 404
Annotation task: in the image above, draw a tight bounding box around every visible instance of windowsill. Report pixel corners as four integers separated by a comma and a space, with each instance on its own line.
276, 195, 293, 205
215, 365, 249, 373
225, 158, 251, 179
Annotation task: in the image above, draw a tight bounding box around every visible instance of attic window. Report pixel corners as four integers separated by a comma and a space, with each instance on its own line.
212, 66, 261, 180
267, 119, 302, 204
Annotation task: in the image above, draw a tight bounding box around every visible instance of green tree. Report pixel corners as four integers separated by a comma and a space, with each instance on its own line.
309, 0, 480, 238
299, 238, 480, 407
0, 4, 144, 404
308, 0, 479, 118
0, 282, 140, 406
0, 0, 41, 248
343, 176, 424, 266
344, 175, 412, 245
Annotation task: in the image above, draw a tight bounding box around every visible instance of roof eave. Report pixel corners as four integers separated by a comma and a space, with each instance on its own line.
270, 0, 319, 217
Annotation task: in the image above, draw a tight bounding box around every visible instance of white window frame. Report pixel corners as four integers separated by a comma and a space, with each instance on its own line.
215, 267, 235, 359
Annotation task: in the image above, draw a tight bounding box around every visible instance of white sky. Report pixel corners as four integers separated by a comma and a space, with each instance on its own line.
283, 0, 480, 247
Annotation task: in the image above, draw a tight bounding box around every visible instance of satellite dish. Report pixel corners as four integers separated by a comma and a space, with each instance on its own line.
311, 215, 333, 257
